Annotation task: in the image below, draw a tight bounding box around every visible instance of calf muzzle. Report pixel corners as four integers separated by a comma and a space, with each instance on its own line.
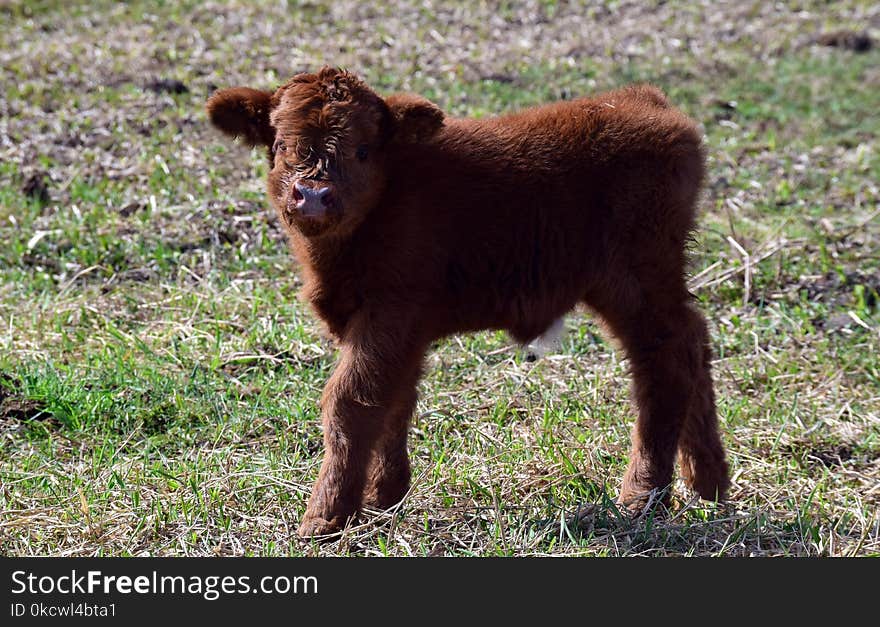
293, 181, 334, 218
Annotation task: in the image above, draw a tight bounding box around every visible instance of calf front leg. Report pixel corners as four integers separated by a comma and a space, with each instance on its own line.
362, 387, 418, 510
297, 388, 378, 537
298, 316, 424, 537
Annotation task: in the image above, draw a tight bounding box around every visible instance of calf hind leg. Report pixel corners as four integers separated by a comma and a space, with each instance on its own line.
676, 308, 729, 501
593, 288, 728, 511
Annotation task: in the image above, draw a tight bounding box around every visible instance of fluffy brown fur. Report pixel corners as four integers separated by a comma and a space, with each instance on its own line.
206, 67, 730, 536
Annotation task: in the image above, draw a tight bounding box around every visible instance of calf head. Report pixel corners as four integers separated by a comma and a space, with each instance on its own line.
207, 67, 445, 238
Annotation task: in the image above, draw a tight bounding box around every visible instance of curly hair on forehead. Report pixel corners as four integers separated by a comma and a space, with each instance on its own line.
283, 67, 367, 105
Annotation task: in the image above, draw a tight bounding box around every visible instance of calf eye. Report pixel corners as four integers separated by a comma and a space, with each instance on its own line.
356, 145, 369, 161
273, 139, 287, 155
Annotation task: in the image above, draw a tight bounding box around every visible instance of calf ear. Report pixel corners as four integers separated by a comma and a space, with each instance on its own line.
384, 93, 444, 143
206, 87, 275, 147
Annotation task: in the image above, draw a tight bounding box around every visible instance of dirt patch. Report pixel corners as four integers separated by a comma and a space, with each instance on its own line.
796, 270, 879, 309
118, 201, 147, 217
783, 440, 878, 470
144, 78, 189, 95
815, 30, 873, 52
0, 397, 48, 422
21, 171, 50, 204
0, 375, 49, 423
804, 443, 854, 468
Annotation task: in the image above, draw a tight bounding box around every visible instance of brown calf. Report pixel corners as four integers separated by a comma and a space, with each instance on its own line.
207, 67, 729, 536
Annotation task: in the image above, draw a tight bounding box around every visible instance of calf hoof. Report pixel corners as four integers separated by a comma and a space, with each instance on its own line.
681, 456, 730, 502
297, 515, 347, 538
362, 478, 409, 511
617, 484, 671, 516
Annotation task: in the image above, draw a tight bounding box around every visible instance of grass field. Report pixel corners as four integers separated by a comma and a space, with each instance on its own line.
1, 1, 878, 556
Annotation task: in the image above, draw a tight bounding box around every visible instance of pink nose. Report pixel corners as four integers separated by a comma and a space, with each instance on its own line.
293, 181, 333, 217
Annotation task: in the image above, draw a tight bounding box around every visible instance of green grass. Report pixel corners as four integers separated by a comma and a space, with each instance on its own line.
1, 1, 878, 556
